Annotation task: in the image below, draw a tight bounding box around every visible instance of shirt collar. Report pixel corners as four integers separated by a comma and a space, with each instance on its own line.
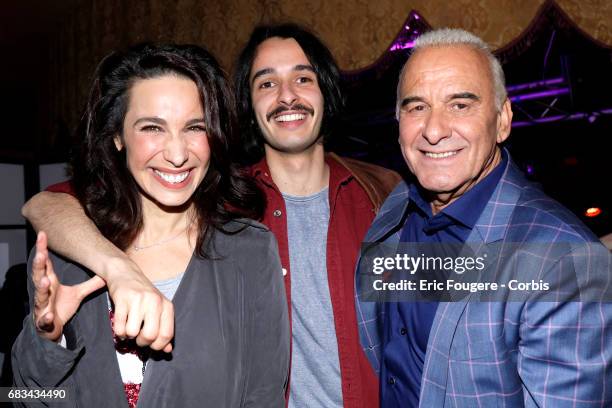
250, 157, 269, 178
250, 153, 354, 194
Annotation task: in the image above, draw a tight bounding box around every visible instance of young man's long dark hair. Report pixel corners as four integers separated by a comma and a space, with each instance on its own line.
72, 43, 265, 257
234, 23, 344, 164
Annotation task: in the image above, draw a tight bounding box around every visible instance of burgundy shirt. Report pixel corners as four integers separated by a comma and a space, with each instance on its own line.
252, 155, 379, 408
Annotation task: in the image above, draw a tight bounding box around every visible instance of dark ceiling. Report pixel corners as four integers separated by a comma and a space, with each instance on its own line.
0, 1, 75, 160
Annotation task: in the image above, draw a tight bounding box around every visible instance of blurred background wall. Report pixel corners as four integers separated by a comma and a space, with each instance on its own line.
1, 0, 610, 160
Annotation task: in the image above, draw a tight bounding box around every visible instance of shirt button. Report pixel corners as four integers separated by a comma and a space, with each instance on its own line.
273, 209, 282, 217
388, 377, 396, 385
282, 268, 287, 276
400, 327, 407, 335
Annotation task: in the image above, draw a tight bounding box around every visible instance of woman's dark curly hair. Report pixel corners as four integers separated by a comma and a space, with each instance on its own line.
234, 23, 345, 164
71, 43, 264, 257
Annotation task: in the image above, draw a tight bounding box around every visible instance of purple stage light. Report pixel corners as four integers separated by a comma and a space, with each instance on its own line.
509, 88, 569, 102
391, 12, 423, 52
513, 112, 587, 127
543, 31, 557, 74
511, 108, 612, 128
390, 41, 415, 51
506, 77, 564, 93
526, 165, 534, 175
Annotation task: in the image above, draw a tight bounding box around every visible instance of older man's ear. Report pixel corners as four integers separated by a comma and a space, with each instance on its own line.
496, 98, 513, 144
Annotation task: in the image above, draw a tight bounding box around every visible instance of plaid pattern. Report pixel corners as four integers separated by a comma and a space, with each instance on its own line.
355, 155, 612, 406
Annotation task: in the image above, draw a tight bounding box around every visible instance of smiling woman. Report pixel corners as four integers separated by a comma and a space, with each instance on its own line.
72, 44, 266, 256
114, 76, 211, 212
11, 44, 289, 407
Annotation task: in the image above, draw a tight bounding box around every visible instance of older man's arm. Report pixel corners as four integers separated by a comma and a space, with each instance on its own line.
519, 244, 612, 406
22, 191, 174, 352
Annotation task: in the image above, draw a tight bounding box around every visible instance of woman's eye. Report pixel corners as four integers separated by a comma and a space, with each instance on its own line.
140, 125, 163, 132
187, 125, 207, 132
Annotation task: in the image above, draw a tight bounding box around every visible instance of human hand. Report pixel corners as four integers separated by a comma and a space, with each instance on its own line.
103, 258, 174, 353
33, 231, 106, 342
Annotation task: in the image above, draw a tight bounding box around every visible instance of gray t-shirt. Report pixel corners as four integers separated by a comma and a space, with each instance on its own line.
154, 271, 185, 301
284, 188, 343, 408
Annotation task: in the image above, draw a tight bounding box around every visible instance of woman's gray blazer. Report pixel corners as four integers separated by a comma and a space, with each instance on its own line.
12, 219, 289, 407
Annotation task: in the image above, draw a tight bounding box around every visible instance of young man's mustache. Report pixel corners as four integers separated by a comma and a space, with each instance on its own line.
266, 104, 315, 122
